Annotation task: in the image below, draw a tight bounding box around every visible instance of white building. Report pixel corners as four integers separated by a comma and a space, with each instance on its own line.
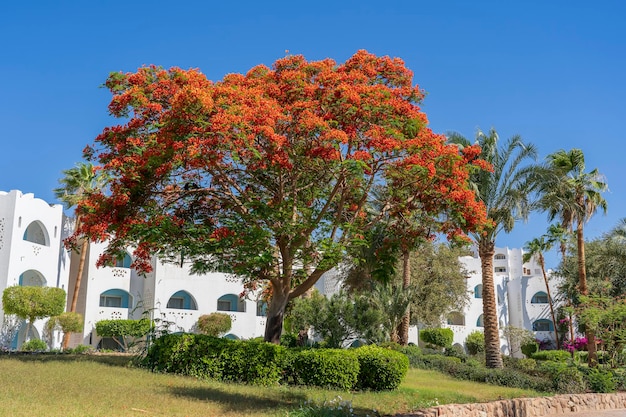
0, 189, 563, 352
444, 247, 562, 355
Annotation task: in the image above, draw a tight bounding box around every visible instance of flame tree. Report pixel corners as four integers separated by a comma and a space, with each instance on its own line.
76, 51, 489, 343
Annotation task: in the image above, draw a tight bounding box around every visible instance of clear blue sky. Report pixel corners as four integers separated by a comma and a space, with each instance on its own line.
1, 0, 624, 268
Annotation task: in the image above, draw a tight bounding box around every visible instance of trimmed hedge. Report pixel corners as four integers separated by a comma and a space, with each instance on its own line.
292, 349, 359, 390
143, 334, 409, 391
420, 328, 453, 349
355, 345, 408, 391
531, 350, 571, 362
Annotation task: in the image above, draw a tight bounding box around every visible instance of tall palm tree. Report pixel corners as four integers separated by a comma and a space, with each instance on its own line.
535, 149, 608, 365
54, 162, 107, 349
449, 128, 538, 368
523, 233, 560, 349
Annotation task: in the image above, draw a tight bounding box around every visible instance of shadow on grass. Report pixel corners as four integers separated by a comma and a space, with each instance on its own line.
0, 352, 135, 367
167, 384, 308, 414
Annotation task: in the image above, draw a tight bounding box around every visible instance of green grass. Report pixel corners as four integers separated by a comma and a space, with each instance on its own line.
0, 354, 542, 417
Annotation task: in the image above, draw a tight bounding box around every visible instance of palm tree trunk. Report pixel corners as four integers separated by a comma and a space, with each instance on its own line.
538, 255, 559, 349
398, 249, 411, 345
478, 239, 503, 368
577, 222, 597, 366
62, 235, 88, 350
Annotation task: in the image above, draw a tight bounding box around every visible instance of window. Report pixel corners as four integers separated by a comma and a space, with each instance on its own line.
523, 267, 531, 276
217, 294, 244, 312
474, 284, 483, 299
100, 295, 122, 308
532, 319, 554, 332
19, 270, 46, 287
447, 312, 465, 326
23, 221, 48, 246
99, 289, 131, 308
256, 301, 268, 317
115, 253, 132, 268
531, 291, 549, 304
494, 267, 506, 273
494, 253, 506, 260
476, 315, 484, 327
167, 297, 184, 309
166, 290, 197, 310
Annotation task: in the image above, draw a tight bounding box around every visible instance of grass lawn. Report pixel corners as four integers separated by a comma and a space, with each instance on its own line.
0, 354, 542, 417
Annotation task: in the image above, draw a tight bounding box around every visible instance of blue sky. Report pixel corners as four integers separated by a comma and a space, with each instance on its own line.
1, 1, 624, 268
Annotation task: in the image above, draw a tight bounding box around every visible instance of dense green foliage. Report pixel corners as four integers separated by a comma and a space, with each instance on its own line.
21, 338, 48, 351
291, 349, 360, 390
354, 345, 408, 391
464, 331, 485, 355
531, 350, 571, 362
196, 313, 232, 337
2, 286, 66, 325
143, 334, 409, 391
420, 328, 453, 349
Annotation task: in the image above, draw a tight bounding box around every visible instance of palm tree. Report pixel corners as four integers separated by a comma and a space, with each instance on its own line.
54, 162, 107, 349
449, 128, 538, 368
535, 149, 608, 365
523, 233, 560, 349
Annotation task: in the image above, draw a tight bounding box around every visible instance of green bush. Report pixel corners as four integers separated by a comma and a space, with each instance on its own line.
465, 330, 485, 355
513, 358, 537, 372
96, 318, 152, 352
555, 367, 587, 394
355, 345, 408, 391
420, 328, 453, 349
521, 341, 539, 358
531, 350, 571, 362
291, 349, 359, 390
585, 367, 616, 393
67, 344, 94, 354
196, 313, 231, 337
394, 345, 422, 367
21, 339, 47, 352
219, 340, 286, 386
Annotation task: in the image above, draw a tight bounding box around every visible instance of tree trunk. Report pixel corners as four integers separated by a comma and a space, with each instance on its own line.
478, 239, 503, 368
62, 236, 88, 350
398, 249, 411, 345
539, 255, 560, 349
577, 222, 597, 366
264, 285, 290, 344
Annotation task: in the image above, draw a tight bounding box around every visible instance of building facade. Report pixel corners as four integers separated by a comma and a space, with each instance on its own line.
0, 190, 562, 352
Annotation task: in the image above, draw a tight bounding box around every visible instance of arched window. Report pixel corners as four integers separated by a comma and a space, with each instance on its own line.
99, 289, 132, 308
223, 333, 240, 340
494, 253, 506, 260
531, 291, 549, 304
115, 253, 132, 268
19, 270, 46, 287
474, 284, 483, 299
532, 319, 554, 332
166, 290, 198, 310
23, 221, 49, 246
217, 294, 245, 312
476, 314, 484, 327
256, 300, 268, 317
446, 312, 465, 326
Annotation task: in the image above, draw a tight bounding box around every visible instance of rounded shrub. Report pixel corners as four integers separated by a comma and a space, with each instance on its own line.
196, 313, 231, 337
584, 367, 616, 393
420, 328, 454, 349
219, 339, 286, 386
22, 339, 47, 352
521, 341, 539, 358
292, 349, 359, 390
465, 330, 485, 355
355, 345, 409, 391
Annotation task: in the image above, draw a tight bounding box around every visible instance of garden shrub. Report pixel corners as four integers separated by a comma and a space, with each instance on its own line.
584, 367, 616, 393
21, 339, 47, 351
219, 339, 285, 386
394, 344, 422, 367
355, 345, 408, 391
420, 328, 453, 349
521, 341, 539, 358
555, 367, 587, 394
196, 313, 231, 337
68, 344, 94, 354
531, 350, 571, 362
465, 330, 485, 355
291, 349, 359, 390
